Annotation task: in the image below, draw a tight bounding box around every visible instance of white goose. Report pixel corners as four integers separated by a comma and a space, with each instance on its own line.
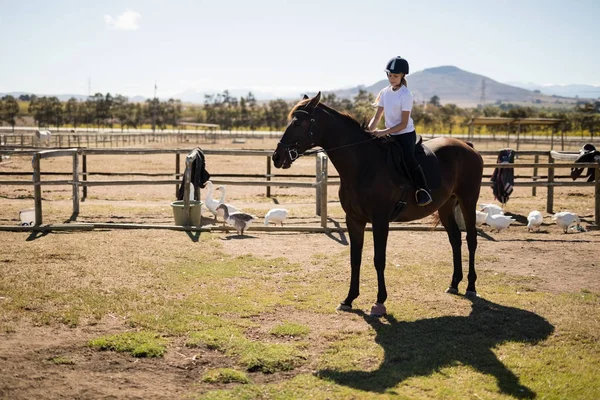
527, 210, 544, 232
215, 185, 239, 223
203, 181, 220, 218
264, 208, 289, 226
552, 211, 580, 233
485, 212, 515, 232
218, 204, 255, 236
480, 204, 504, 216
475, 210, 487, 227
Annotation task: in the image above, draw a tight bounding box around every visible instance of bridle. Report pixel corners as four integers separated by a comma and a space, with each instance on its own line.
276, 107, 378, 161
277, 108, 315, 162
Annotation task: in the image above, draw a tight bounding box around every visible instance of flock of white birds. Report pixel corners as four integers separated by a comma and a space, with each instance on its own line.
202, 181, 289, 235
196, 181, 582, 235
478, 203, 582, 233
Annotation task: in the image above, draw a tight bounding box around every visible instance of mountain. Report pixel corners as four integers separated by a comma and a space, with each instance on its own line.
3, 66, 593, 107
330, 66, 579, 107
505, 82, 600, 99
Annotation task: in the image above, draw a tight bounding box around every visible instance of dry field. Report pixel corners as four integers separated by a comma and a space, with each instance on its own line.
0, 137, 598, 399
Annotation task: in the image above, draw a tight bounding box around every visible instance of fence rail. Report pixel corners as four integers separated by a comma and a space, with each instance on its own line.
1, 148, 598, 229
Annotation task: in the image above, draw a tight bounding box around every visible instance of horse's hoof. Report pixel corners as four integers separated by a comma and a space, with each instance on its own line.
336, 303, 352, 312
465, 290, 478, 298
369, 303, 387, 317
445, 287, 459, 295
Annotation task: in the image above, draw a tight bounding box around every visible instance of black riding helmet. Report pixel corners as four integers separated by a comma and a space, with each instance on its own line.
385, 56, 409, 75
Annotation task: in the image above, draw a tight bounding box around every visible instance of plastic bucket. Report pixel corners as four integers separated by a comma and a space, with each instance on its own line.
171, 200, 203, 226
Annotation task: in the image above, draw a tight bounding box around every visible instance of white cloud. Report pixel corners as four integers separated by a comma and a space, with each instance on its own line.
104, 10, 141, 30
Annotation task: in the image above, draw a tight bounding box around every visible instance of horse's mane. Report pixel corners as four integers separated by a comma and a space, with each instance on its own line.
288, 99, 370, 134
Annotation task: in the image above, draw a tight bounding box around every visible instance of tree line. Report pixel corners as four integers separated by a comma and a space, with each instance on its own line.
1, 91, 599, 136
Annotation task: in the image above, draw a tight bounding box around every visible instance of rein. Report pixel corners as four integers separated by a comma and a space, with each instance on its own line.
304, 137, 377, 156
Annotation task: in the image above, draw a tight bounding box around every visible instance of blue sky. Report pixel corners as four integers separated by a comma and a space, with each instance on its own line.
1, 0, 598, 98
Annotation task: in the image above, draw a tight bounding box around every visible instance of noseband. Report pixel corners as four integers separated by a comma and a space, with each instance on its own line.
277, 109, 315, 161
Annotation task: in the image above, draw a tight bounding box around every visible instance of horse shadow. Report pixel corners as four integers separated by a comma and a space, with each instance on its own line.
317, 297, 554, 398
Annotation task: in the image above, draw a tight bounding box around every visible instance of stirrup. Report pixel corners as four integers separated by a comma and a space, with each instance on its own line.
415, 189, 432, 206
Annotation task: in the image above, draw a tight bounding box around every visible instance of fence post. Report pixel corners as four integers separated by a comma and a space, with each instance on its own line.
32, 153, 42, 226
595, 166, 599, 226
82, 154, 87, 201
532, 154, 539, 196
316, 154, 323, 216
175, 153, 180, 198
72, 151, 79, 217
546, 154, 554, 213
319, 153, 328, 228
266, 156, 272, 198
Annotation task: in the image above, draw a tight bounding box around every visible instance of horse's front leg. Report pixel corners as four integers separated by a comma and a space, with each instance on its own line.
337, 215, 366, 312
370, 217, 390, 316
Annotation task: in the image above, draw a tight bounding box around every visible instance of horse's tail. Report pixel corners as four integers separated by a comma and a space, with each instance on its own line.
431, 212, 441, 229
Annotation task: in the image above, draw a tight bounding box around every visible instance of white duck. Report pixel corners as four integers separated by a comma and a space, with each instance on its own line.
527, 210, 544, 232
215, 185, 239, 224
480, 204, 504, 216
552, 211, 580, 233
204, 181, 220, 218
485, 212, 515, 232
218, 204, 255, 236
264, 208, 289, 226
475, 210, 487, 227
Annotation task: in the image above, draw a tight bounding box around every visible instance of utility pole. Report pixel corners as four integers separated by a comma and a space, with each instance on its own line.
152, 81, 157, 132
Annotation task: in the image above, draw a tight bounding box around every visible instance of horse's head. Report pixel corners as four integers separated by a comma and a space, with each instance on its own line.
272, 92, 321, 169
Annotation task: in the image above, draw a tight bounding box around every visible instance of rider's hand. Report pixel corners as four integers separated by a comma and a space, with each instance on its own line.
371, 129, 390, 138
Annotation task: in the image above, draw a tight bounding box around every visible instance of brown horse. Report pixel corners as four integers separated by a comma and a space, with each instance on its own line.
272, 92, 484, 316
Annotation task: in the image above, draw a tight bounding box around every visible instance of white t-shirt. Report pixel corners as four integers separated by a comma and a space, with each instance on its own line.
376, 85, 415, 135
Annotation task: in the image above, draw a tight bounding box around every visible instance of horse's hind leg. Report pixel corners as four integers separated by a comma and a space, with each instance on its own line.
438, 198, 463, 294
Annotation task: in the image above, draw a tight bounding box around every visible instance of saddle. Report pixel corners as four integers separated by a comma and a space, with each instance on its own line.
384, 134, 441, 190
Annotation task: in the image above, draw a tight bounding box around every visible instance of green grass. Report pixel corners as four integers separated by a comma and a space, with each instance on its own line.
1, 230, 599, 399
47, 356, 75, 365
269, 322, 310, 338
187, 326, 306, 373
88, 331, 167, 357
201, 368, 251, 384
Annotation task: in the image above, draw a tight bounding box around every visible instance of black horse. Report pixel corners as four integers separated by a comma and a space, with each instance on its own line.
272, 92, 484, 315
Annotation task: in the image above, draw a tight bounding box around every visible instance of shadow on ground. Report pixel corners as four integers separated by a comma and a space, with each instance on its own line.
318, 296, 554, 399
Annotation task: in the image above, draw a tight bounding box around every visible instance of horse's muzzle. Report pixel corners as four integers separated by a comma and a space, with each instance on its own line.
272, 149, 290, 169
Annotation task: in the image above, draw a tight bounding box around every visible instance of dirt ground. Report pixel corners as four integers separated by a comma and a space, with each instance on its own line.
1, 137, 599, 399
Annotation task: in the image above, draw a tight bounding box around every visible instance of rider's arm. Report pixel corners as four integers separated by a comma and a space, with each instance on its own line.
381, 110, 411, 135
368, 107, 384, 131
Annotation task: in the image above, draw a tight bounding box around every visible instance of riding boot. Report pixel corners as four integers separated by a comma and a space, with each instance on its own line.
413, 165, 433, 206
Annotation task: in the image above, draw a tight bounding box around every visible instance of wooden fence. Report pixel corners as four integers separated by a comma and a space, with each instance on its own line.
0, 148, 598, 230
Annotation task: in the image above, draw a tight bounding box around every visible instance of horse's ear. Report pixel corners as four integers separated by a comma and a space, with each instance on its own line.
306, 91, 321, 109
302, 94, 309, 100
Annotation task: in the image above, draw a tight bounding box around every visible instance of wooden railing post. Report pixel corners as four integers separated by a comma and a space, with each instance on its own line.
82, 154, 87, 201
266, 156, 272, 198
316, 155, 323, 216
546, 154, 554, 213
175, 153, 180, 198
72, 151, 79, 217
32, 153, 42, 226
594, 165, 600, 227
532, 154, 539, 196
319, 153, 328, 228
